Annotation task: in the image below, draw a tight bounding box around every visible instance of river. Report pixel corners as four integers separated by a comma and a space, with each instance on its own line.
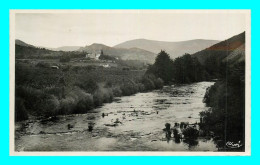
15, 81, 218, 151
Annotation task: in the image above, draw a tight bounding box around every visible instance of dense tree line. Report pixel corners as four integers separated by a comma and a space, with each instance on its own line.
146, 50, 208, 84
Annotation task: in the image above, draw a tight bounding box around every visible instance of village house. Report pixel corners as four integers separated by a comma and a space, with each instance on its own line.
85, 50, 103, 60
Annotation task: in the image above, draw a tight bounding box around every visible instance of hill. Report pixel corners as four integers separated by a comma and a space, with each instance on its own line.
15, 40, 86, 59
193, 32, 245, 64
192, 31, 245, 77
15, 39, 35, 47
114, 39, 219, 59
222, 44, 245, 65
78, 43, 156, 63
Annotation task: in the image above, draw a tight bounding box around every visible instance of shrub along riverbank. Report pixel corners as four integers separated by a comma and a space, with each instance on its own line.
15, 62, 163, 121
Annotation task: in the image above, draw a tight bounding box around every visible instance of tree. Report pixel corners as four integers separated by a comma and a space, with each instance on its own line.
146, 50, 174, 83
172, 54, 208, 83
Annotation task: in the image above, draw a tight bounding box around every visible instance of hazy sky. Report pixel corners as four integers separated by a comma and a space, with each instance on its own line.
15, 11, 247, 48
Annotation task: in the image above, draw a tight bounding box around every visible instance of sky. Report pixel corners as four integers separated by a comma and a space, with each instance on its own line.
15, 10, 247, 48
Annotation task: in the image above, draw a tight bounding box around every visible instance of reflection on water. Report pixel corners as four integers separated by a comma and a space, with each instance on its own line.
15, 82, 219, 151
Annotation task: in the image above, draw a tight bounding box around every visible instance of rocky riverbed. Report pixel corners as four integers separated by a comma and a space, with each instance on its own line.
15, 81, 218, 151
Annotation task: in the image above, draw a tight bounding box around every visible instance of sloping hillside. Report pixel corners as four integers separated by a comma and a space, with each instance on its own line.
114, 39, 219, 59
15, 39, 35, 47
78, 43, 156, 63
192, 32, 245, 77
193, 32, 245, 65
222, 44, 245, 65
15, 41, 86, 59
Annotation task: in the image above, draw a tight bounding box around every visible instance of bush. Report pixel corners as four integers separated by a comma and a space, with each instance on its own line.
38, 94, 60, 117
76, 78, 98, 94
112, 86, 122, 97
16, 86, 45, 113
43, 87, 63, 99
93, 87, 114, 106
154, 78, 164, 89
120, 83, 138, 96
16, 86, 61, 117
137, 83, 145, 92
141, 76, 155, 91
68, 88, 94, 113
59, 97, 76, 115
182, 127, 199, 139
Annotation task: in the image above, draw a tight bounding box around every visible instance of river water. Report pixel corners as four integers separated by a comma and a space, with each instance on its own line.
15, 81, 218, 151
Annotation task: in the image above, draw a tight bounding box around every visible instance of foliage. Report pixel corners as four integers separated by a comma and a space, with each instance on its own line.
200, 62, 245, 147
93, 87, 114, 106
172, 54, 209, 83
112, 87, 122, 97
73, 89, 94, 113
182, 127, 199, 139
147, 51, 208, 84
76, 78, 98, 94
146, 50, 174, 83
38, 95, 60, 117
120, 82, 139, 96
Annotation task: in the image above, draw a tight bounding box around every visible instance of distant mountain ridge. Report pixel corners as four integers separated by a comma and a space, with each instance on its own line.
49, 46, 83, 52
114, 38, 219, 59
